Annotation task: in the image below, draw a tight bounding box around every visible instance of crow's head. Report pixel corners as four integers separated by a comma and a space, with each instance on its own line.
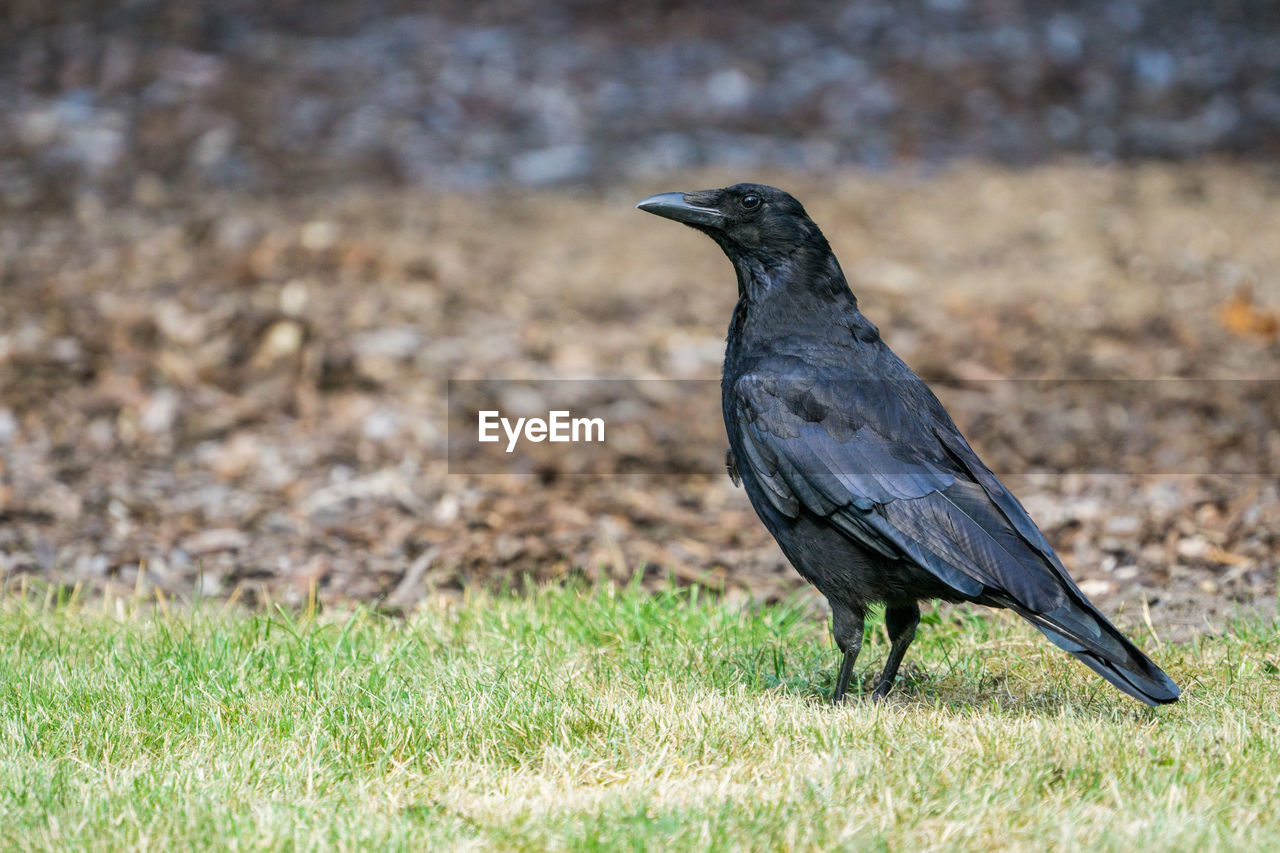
636, 183, 826, 266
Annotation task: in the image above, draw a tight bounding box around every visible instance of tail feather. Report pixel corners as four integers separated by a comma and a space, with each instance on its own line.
1016, 601, 1180, 706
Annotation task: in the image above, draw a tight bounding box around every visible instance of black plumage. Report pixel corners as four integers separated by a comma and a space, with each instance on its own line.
637, 183, 1179, 705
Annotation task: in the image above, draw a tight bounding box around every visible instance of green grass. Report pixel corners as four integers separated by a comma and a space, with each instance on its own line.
1, 581, 1278, 852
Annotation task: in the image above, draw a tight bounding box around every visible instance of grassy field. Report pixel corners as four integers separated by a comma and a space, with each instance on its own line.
2, 582, 1277, 851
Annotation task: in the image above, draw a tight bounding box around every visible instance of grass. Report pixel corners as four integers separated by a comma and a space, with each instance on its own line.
1, 581, 1278, 852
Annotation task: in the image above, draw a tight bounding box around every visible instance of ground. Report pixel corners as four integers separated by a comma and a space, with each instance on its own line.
5, 8, 1279, 851
2, 162, 1277, 634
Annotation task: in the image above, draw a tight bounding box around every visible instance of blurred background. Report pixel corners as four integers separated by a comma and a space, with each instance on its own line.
1, 1, 1277, 635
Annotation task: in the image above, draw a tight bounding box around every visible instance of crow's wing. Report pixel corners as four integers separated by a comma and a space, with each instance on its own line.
731, 367, 1076, 614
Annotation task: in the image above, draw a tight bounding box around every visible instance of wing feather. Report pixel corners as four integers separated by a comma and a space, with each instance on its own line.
732, 369, 1075, 612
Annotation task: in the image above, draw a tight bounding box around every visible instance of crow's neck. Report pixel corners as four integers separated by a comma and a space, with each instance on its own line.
728, 241, 857, 342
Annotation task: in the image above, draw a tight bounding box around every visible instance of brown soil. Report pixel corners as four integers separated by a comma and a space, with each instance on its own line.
2, 161, 1278, 638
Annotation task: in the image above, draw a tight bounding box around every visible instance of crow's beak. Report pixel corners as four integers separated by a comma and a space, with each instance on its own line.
635, 192, 725, 229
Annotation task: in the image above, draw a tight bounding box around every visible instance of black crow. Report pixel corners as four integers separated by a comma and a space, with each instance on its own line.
637, 183, 1179, 706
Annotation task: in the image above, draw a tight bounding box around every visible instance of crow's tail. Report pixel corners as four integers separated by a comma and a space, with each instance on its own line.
1010, 597, 1180, 706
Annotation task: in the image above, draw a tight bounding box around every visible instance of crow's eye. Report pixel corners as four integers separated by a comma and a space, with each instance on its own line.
740, 194, 761, 211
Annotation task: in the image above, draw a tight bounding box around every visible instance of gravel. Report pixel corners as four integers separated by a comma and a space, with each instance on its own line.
2, 1, 1279, 205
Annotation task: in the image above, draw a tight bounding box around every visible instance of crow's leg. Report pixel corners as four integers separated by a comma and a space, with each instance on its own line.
872, 603, 921, 701
831, 602, 865, 704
